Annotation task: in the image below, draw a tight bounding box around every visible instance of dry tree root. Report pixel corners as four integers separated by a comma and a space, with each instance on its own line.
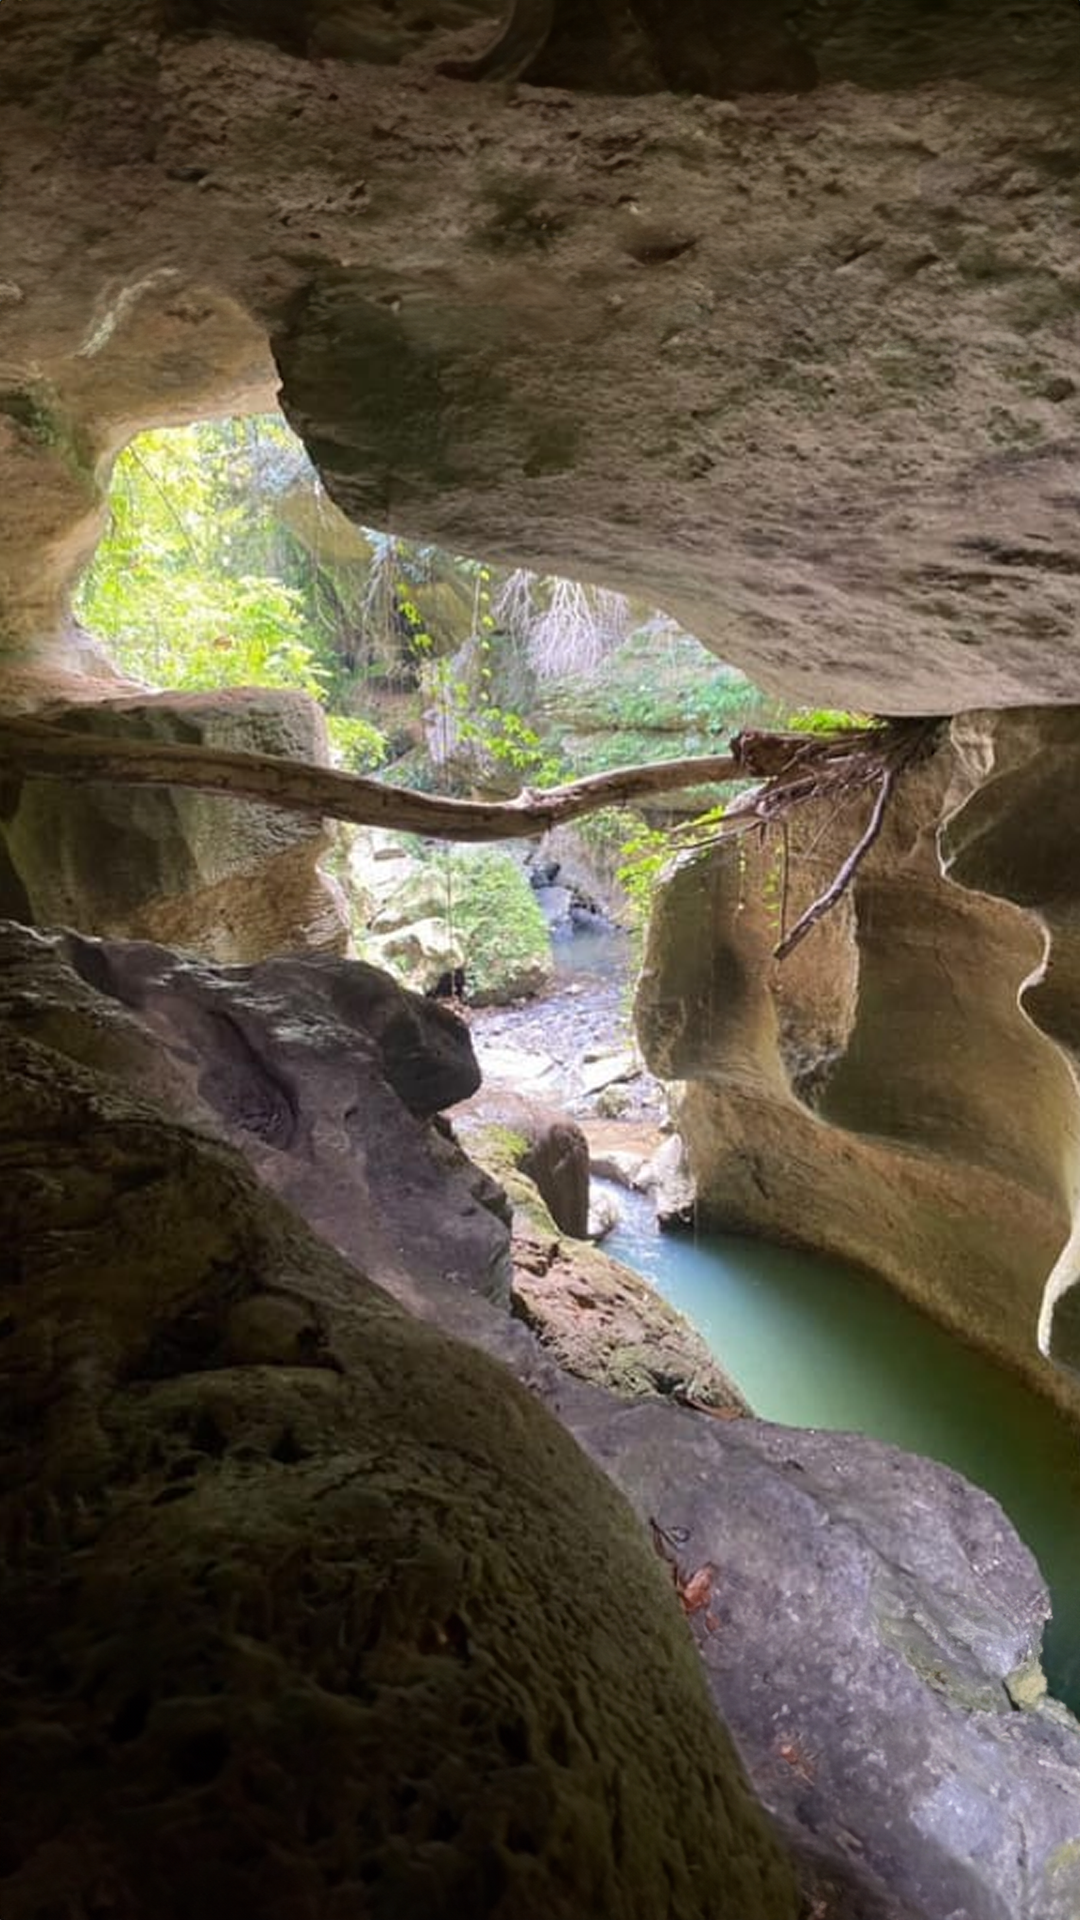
675, 717, 941, 960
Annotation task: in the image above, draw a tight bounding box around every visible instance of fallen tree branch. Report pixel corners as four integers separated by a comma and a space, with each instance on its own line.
0, 714, 936, 961
0, 715, 742, 843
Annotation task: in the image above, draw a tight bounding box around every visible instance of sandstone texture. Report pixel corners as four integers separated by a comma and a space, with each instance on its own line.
1, 688, 347, 959
0, 3, 1079, 711
942, 709, 1080, 1378
636, 718, 1080, 1417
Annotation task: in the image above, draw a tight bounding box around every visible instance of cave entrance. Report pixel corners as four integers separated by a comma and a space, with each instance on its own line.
77, 411, 784, 1005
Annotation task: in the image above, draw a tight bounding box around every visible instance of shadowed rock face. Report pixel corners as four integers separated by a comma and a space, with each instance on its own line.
2, 1, 1080, 709
0, 1014, 799, 1920
2, 921, 509, 1308
5, 920, 1080, 1920
636, 718, 1080, 1417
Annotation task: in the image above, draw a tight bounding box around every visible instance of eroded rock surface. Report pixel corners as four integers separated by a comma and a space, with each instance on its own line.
636, 719, 1080, 1416
0, 1018, 797, 1920
1, 920, 509, 1308
1, 688, 347, 959
942, 709, 1080, 1379
2, 3, 1080, 708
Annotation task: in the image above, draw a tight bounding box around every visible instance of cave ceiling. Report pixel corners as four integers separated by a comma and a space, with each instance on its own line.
1, 0, 1079, 712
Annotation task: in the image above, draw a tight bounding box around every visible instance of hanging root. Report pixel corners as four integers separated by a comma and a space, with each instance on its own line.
0, 710, 940, 956
671, 717, 940, 961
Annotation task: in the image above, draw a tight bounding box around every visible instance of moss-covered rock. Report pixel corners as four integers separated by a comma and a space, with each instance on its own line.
443, 849, 553, 1005
349, 838, 551, 1003
458, 1109, 748, 1412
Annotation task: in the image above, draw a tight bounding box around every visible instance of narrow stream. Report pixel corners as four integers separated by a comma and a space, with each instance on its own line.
598, 1179, 1080, 1713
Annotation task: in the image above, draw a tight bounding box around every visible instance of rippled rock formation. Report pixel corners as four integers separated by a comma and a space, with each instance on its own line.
637, 716, 1080, 1417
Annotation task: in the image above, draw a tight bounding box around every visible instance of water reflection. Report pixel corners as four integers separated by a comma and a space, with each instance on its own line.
598, 1180, 1080, 1711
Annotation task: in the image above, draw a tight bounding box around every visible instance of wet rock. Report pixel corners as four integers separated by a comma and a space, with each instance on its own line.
588, 1144, 652, 1188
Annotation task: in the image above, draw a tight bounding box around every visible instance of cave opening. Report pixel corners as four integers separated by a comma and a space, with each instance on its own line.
10, 2, 1080, 1909
72, 409, 787, 998
59, 410, 1080, 1723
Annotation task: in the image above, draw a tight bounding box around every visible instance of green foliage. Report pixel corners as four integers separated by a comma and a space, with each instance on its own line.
607, 667, 784, 736
786, 707, 876, 735
426, 635, 566, 786
325, 713, 389, 773
761, 831, 789, 939
617, 823, 672, 929
422, 849, 552, 1003
77, 421, 331, 697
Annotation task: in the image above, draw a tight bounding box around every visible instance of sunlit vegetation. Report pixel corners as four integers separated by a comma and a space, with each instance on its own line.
75, 414, 858, 962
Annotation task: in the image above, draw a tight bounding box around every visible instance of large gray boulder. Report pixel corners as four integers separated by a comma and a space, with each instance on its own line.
3, 920, 510, 1307
0, 1013, 797, 1920
564, 1397, 1080, 1920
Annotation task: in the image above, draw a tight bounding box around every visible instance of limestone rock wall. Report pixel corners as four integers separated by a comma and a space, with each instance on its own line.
2, 2, 1080, 710
636, 718, 1080, 1414
1, 689, 348, 959
942, 710, 1080, 1379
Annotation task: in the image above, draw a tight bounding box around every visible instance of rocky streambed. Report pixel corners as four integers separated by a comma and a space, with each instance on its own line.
467, 917, 665, 1128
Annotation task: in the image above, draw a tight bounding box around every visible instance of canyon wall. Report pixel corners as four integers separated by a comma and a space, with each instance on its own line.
637, 718, 1080, 1413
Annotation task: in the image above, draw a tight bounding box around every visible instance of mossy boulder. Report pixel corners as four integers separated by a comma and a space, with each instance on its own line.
350, 838, 551, 1004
